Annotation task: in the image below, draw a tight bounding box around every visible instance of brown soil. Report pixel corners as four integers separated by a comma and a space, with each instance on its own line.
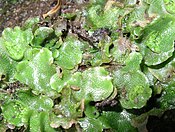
0, 0, 55, 33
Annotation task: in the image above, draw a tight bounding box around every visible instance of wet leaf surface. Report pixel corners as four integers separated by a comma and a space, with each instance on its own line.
70, 67, 113, 101
1, 90, 54, 131
99, 110, 137, 132
1, 27, 33, 60
14, 48, 56, 95
140, 15, 175, 66
55, 36, 83, 69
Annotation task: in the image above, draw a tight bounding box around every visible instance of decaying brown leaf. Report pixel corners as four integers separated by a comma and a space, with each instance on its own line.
43, 0, 62, 18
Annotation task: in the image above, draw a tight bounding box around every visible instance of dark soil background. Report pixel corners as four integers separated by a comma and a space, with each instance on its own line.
1, 0, 175, 132
0, 0, 53, 33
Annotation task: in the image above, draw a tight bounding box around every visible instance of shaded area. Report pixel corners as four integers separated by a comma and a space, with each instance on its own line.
147, 109, 175, 132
